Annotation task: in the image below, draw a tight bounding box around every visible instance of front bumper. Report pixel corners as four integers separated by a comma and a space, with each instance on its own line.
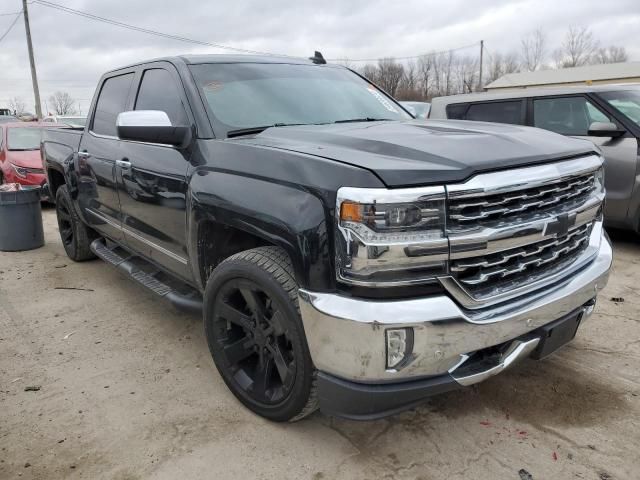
298, 231, 612, 419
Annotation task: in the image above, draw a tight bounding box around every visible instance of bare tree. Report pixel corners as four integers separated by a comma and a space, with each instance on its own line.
486, 51, 520, 84
455, 55, 479, 94
8, 96, 26, 116
553, 26, 599, 68
593, 46, 628, 64
376, 58, 404, 96
521, 28, 546, 71
48, 91, 77, 115
360, 63, 378, 84
417, 53, 434, 99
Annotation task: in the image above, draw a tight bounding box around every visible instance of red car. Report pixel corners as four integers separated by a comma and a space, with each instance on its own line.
0, 122, 48, 194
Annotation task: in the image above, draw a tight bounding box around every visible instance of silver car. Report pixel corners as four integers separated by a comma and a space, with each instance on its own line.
430, 85, 640, 233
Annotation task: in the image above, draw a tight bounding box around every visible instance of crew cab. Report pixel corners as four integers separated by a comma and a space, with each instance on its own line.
42, 54, 612, 421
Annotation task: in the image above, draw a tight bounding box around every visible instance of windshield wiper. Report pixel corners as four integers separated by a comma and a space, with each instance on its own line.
333, 117, 393, 124
227, 123, 309, 138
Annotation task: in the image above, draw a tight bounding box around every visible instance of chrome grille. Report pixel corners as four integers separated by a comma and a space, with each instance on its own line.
448, 171, 596, 229
451, 221, 593, 298
443, 155, 605, 307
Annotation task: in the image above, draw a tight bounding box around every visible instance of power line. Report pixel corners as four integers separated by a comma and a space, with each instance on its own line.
0, 12, 22, 44
32, 0, 299, 58
32, 0, 480, 66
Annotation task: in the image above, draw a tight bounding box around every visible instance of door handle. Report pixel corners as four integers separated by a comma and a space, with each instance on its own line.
116, 159, 132, 169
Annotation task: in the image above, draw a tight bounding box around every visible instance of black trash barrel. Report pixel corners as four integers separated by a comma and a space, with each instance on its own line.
0, 187, 45, 251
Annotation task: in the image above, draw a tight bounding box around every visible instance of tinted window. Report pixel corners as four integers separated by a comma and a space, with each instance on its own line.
446, 103, 469, 120
465, 101, 523, 124
135, 69, 188, 125
533, 96, 611, 136
599, 89, 640, 127
92, 73, 134, 136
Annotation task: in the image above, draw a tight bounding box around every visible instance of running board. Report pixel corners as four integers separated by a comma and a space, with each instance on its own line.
90, 238, 202, 314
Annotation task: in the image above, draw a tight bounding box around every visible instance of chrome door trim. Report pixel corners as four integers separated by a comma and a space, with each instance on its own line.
86, 209, 188, 265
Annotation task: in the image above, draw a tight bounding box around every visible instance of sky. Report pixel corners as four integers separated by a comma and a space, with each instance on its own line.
1, 0, 639, 114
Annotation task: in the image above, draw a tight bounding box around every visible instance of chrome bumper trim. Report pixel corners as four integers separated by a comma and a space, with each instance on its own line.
450, 337, 540, 387
298, 234, 611, 382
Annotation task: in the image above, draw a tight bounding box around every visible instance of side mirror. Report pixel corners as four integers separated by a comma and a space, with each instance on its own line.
116, 110, 191, 146
587, 121, 625, 138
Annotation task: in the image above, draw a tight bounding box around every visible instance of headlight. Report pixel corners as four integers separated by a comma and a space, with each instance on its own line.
335, 186, 448, 287
9, 163, 29, 179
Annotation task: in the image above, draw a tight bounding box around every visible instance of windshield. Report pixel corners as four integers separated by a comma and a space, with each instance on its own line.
7, 127, 42, 150
189, 63, 410, 134
599, 89, 640, 127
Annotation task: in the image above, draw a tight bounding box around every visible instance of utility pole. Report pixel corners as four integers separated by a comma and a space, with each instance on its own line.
478, 40, 484, 92
22, 0, 42, 119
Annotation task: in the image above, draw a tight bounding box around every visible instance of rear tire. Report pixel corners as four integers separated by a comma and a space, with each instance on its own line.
55, 185, 97, 261
203, 246, 318, 422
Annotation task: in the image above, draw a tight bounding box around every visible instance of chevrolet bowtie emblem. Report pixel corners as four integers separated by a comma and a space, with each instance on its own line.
544, 212, 576, 237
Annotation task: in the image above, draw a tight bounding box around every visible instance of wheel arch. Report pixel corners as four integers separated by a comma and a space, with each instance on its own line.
187, 170, 334, 293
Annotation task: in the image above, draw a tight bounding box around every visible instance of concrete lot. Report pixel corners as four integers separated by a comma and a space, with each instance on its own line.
1, 208, 639, 480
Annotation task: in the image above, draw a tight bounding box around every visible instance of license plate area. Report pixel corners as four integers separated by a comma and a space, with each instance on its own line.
530, 311, 583, 360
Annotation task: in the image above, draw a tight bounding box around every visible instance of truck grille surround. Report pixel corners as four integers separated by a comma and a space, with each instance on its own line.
443, 155, 605, 309
334, 155, 605, 309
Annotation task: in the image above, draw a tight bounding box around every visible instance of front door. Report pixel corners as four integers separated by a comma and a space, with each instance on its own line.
115, 65, 192, 280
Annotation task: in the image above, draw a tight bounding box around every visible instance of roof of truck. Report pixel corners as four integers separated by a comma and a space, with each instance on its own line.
109, 54, 328, 72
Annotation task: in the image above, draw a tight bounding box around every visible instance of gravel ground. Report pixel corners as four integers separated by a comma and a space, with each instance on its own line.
1, 207, 639, 480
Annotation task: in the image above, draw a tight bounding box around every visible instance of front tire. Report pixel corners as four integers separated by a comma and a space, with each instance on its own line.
55, 185, 97, 261
204, 247, 318, 422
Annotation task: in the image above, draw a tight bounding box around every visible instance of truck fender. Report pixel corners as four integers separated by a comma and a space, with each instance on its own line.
187, 169, 334, 292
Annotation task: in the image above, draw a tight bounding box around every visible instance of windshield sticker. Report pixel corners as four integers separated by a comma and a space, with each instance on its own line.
366, 85, 399, 113
204, 81, 224, 92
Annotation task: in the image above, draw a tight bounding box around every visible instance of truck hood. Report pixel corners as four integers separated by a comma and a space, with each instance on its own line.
238, 120, 597, 187
6, 150, 44, 170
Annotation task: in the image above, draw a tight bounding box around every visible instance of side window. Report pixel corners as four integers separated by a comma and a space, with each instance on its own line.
465, 101, 523, 125
533, 96, 611, 136
92, 73, 135, 137
446, 103, 469, 120
134, 69, 188, 126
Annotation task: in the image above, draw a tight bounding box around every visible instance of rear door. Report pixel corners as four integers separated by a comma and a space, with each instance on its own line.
115, 63, 192, 280
77, 71, 136, 241
530, 95, 637, 223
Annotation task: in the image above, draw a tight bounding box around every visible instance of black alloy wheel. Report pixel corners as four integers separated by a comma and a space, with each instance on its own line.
56, 195, 74, 247
204, 247, 318, 422
212, 279, 296, 404
55, 185, 96, 261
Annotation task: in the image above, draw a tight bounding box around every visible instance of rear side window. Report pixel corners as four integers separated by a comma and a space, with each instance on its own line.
465, 101, 523, 124
533, 96, 611, 136
135, 69, 188, 126
446, 103, 469, 120
92, 73, 135, 137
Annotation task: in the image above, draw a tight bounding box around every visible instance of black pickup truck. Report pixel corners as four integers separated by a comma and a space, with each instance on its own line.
42, 53, 612, 421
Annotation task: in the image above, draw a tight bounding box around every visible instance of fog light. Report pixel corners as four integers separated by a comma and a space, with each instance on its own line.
386, 328, 414, 370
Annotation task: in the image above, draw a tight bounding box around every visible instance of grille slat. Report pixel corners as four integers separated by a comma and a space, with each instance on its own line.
449, 172, 596, 225
451, 223, 592, 291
